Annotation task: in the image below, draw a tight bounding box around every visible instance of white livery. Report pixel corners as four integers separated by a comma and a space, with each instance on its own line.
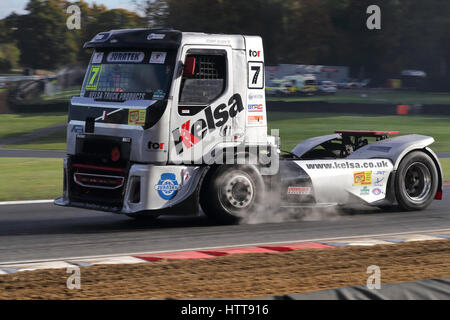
55, 29, 443, 224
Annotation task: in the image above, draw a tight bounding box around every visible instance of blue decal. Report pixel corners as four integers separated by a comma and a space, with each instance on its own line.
372, 188, 382, 195
155, 173, 179, 200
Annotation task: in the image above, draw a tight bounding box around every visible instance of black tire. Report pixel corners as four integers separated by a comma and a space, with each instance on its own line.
395, 151, 438, 211
200, 165, 265, 224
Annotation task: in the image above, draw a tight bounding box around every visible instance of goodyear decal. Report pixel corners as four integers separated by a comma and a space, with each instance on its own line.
128, 109, 146, 126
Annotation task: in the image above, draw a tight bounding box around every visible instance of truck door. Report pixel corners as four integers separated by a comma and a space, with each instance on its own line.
168, 46, 241, 164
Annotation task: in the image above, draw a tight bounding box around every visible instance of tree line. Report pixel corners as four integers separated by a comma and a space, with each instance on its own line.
1, 0, 450, 86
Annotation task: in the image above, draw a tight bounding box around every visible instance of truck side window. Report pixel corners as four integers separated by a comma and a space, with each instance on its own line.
179, 54, 226, 106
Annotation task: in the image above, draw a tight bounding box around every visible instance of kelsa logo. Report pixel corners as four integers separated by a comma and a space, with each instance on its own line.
154, 173, 180, 200
172, 93, 243, 154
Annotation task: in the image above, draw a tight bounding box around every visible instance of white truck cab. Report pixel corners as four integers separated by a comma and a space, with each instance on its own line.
56, 29, 275, 222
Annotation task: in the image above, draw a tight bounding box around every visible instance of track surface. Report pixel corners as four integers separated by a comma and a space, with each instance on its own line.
0, 185, 449, 264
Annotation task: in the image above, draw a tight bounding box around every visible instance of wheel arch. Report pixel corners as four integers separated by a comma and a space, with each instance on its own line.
394, 147, 443, 200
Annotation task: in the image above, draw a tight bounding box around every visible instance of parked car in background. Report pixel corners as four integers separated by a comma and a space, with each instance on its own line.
265, 79, 284, 96
339, 79, 370, 89
282, 74, 318, 96
318, 80, 337, 94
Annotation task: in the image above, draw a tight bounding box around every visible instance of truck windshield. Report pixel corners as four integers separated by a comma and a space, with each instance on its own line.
80, 50, 175, 102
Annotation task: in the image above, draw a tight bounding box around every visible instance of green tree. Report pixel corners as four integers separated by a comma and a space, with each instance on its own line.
15, 0, 77, 69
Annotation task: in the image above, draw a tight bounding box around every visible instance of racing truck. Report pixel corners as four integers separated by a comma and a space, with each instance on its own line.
55, 29, 443, 224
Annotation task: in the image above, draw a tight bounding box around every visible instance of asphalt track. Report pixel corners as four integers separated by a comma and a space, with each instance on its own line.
0, 186, 449, 264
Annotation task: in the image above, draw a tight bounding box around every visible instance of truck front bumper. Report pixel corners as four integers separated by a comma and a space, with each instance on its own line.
55, 157, 206, 215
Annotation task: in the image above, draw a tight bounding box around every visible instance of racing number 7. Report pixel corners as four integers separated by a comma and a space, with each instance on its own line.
86, 65, 101, 90
89, 66, 100, 85
251, 65, 260, 85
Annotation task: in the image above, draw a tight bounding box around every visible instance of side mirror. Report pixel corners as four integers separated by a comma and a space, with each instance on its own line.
183, 57, 196, 76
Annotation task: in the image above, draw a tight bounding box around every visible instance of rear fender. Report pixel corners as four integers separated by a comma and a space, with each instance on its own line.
348, 134, 442, 200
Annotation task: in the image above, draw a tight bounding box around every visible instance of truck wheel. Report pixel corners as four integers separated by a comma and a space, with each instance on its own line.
395, 151, 438, 211
200, 165, 264, 224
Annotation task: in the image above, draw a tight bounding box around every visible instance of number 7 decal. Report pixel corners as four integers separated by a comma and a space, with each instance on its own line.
86, 65, 102, 90
248, 61, 264, 89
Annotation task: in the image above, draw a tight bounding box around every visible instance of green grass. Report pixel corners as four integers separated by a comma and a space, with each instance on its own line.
39, 86, 80, 103
440, 158, 450, 182
5, 128, 67, 150
267, 91, 450, 105
0, 158, 62, 201
268, 112, 450, 152
3, 112, 450, 153
0, 113, 66, 141
0, 156, 448, 202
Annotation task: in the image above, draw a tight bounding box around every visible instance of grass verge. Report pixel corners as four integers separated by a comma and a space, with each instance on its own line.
267, 91, 450, 105
268, 112, 450, 152
0, 157, 448, 202
0, 113, 66, 141
5, 129, 66, 150
4, 112, 450, 153
0, 158, 62, 201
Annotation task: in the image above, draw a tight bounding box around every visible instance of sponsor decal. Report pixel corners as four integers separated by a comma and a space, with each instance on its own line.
375, 171, 386, 175
172, 93, 244, 154
354, 171, 372, 186
155, 173, 180, 200
91, 52, 104, 64
85, 65, 102, 90
87, 91, 147, 101
148, 141, 165, 151
360, 186, 370, 195
287, 186, 311, 195
248, 104, 263, 112
248, 115, 263, 124
94, 33, 107, 41
182, 169, 190, 182
372, 188, 382, 195
305, 160, 390, 170
248, 93, 264, 100
249, 49, 261, 57
374, 177, 384, 186
128, 109, 146, 126
150, 52, 167, 64
152, 89, 165, 100
147, 33, 165, 40
106, 52, 144, 63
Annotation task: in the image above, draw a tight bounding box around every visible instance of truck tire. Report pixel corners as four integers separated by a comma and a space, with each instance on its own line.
200, 165, 265, 224
395, 151, 438, 211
